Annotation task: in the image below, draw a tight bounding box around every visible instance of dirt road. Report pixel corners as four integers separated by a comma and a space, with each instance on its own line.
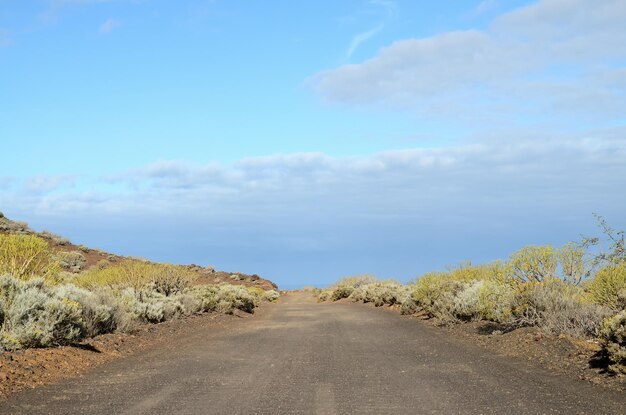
1, 292, 624, 414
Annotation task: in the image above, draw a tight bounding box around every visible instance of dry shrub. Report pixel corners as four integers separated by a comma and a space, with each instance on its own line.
512, 278, 610, 337
76, 260, 196, 294
599, 310, 626, 374
0, 276, 85, 351
586, 263, 626, 311
0, 213, 30, 233
349, 281, 409, 306
192, 284, 259, 314
0, 234, 60, 282
508, 245, 557, 283
451, 279, 516, 323
318, 275, 376, 301
55, 251, 87, 273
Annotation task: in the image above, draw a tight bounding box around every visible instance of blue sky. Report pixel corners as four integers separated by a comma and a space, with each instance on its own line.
1, 0, 625, 288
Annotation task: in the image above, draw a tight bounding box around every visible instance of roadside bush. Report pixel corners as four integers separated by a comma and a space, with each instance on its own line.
450, 279, 517, 323
349, 281, 409, 307
264, 290, 280, 302
116, 288, 194, 324
55, 284, 124, 336
192, 284, 260, 314
599, 310, 626, 375
76, 260, 196, 294
409, 269, 483, 320
317, 275, 390, 302
216, 284, 259, 314
55, 251, 87, 273
0, 234, 60, 282
586, 263, 626, 310
558, 243, 587, 285
400, 296, 420, 315
0, 275, 85, 351
511, 278, 609, 337
508, 245, 557, 283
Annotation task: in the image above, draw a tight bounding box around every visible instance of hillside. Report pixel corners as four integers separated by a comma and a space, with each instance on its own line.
0, 212, 277, 291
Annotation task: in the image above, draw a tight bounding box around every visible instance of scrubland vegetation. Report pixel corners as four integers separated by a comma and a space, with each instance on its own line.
0, 228, 279, 352
318, 219, 626, 375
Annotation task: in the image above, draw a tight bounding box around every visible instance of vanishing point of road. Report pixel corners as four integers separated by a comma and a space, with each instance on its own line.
1, 292, 624, 414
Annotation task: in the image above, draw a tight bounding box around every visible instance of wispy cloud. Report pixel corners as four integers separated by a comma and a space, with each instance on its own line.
346, 0, 396, 59
347, 24, 384, 59
99, 18, 121, 34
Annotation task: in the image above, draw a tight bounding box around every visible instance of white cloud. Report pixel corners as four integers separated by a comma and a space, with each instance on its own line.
99, 18, 121, 34
312, 0, 626, 125
4, 129, 625, 221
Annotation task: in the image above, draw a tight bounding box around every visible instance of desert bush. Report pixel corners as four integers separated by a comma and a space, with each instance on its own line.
558, 243, 588, 285
599, 310, 626, 375
40, 231, 70, 246
55, 284, 124, 336
55, 251, 87, 273
586, 263, 626, 310
508, 245, 557, 283
400, 296, 420, 315
449, 278, 517, 323
511, 278, 610, 337
76, 260, 196, 294
317, 290, 331, 302
192, 284, 259, 314
0, 213, 30, 233
116, 288, 193, 324
0, 234, 60, 282
409, 265, 489, 320
319, 275, 377, 301
264, 290, 280, 302
217, 284, 259, 313
0, 275, 85, 351
349, 281, 409, 307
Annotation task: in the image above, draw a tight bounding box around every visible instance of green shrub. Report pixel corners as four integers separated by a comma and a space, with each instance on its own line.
314, 275, 376, 302
192, 284, 260, 314
116, 288, 194, 324
76, 260, 196, 294
264, 290, 280, 302
508, 245, 557, 283
55, 285, 123, 337
0, 234, 60, 282
0, 275, 85, 350
511, 279, 609, 337
410, 269, 481, 319
599, 310, 626, 374
55, 251, 87, 273
557, 243, 587, 285
349, 281, 409, 306
40, 231, 70, 246
586, 263, 626, 310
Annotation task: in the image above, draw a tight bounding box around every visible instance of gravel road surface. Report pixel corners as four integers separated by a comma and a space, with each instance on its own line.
1, 292, 624, 414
